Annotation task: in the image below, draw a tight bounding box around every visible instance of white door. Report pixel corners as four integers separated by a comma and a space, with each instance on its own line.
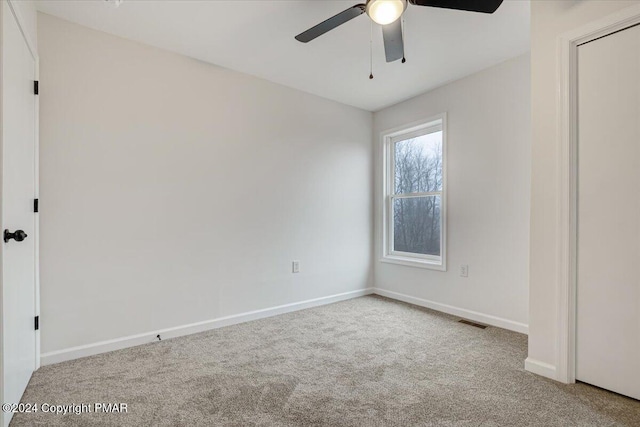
576, 23, 640, 400
1, 1, 38, 425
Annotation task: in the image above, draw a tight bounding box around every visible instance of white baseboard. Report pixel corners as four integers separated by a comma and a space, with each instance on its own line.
373, 288, 529, 335
524, 357, 557, 380
41, 287, 374, 366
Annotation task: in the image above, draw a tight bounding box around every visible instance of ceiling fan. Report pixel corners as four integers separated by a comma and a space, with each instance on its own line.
295, 0, 504, 63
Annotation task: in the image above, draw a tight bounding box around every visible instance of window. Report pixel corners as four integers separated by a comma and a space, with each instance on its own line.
382, 115, 446, 270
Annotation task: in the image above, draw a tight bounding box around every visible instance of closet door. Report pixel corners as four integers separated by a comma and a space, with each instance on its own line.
576, 23, 640, 400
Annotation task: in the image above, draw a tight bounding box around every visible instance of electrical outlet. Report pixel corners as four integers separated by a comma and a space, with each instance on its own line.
292, 260, 300, 273
460, 264, 469, 277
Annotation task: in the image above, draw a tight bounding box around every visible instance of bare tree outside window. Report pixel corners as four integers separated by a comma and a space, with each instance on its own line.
392, 131, 443, 257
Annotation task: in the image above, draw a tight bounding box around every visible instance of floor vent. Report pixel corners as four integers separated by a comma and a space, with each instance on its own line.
458, 319, 487, 329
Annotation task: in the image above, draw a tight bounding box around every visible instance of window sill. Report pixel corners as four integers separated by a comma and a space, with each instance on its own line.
380, 255, 446, 271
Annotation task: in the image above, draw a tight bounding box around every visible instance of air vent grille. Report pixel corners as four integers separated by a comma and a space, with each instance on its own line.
458, 319, 487, 329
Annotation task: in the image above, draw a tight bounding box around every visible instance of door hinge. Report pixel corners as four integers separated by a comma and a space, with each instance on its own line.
34, 198, 39, 213
34, 316, 39, 331
34, 80, 39, 95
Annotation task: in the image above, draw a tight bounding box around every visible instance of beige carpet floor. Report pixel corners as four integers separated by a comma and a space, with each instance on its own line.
11, 295, 640, 426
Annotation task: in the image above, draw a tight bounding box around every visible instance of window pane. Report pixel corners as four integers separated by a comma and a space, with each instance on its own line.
394, 131, 443, 194
393, 195, 441, 256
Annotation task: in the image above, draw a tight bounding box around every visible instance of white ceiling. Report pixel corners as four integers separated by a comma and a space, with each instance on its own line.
36, 0, 530, 112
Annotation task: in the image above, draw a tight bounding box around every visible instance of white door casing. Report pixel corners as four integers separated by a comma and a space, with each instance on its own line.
555, 3, 640, 385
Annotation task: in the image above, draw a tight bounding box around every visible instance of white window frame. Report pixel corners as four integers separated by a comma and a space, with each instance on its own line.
380, 113, 447, 271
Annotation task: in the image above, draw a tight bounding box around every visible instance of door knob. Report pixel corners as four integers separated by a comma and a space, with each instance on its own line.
4, 229, 27, 243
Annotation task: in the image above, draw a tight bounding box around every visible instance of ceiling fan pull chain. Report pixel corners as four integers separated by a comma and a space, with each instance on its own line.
369, 20, 374, 79
402, 17, 406, 64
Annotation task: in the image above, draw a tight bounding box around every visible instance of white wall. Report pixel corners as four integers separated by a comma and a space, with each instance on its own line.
528, 0, 639, 376
8, 1, 37, 51
38, 13, 373, 355
373, 54, 531, 332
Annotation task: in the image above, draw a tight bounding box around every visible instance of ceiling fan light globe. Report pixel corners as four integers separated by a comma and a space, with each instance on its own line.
366, 0, 407, 25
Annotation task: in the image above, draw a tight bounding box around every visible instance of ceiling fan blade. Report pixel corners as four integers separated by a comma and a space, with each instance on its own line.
382, 19, 404, 63
408, 0, 504, 13
295, 4, 367, 43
